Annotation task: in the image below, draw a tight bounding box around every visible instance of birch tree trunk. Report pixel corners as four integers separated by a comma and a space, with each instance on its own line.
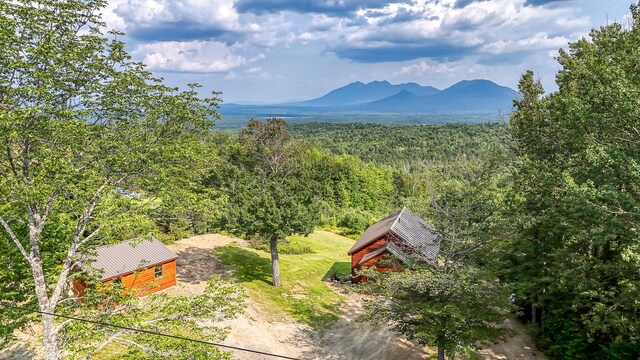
32, 261, 59, 360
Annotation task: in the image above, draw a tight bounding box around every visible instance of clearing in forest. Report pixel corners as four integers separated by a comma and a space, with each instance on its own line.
214, 230, 352, 330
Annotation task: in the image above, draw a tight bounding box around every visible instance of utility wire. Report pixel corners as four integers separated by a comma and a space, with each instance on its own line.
0, 302, 300, 360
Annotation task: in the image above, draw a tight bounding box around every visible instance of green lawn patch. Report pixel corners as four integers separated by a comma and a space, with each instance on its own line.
214, 230, 354, 330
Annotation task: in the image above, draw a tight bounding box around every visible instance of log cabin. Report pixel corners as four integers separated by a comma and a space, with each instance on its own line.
73, 236, 178, 297
347, 207, 441, 282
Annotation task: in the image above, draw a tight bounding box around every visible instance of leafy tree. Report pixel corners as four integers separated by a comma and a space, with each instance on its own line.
62, 276, 244, 359
363, 156, 510, 360
363, 266, 507, 360
504, 3, 640, 358
0, 0, 220, 358
208, 119, 316, 286
145, 136, 226, 242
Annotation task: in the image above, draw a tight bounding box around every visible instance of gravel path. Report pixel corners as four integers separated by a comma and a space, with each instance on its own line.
1, 233, 544, 360
167, 233, 544, 360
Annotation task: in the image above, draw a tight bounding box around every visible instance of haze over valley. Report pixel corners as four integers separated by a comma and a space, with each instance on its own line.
219, 78, 518, 128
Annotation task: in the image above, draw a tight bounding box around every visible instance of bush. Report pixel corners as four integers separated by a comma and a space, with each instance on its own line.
279, 242, 313, 255
249, 236, 313, 255
337, 209, 373, 234
316, 200, 337, 228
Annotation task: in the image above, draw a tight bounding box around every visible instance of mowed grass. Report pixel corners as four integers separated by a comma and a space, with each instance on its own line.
214, 230, 353, 330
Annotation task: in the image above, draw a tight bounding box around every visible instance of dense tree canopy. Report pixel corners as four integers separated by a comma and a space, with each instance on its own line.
3, 1, 639, 359
290, 122, 506, 172
504, 4, 640, 358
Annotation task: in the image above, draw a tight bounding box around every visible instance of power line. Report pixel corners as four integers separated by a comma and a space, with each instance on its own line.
0, 302, 300, 360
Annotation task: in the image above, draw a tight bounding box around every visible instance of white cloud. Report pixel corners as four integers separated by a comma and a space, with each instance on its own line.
395, 60, 456, 76
320, 0, 590, 61
102, 0, 129, 31
481, 32, 570, 55
245, 66, 261, 73
116, 0, 239, 29
134, 41, 246, 73
93, 0, 623, 102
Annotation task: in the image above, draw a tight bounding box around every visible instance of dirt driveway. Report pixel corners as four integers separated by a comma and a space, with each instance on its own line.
167, 234, 429, 360
1, 234, 544, 360
167, 234, 544, 360
167, 234, 314, 360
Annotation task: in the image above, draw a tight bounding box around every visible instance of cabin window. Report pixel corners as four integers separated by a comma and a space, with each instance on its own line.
154, 265, 163, 279
113, 277, 122, 285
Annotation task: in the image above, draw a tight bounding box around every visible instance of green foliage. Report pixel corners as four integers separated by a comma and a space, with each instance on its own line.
336, 209, 374, 234
209, 119, 316, 243
361, 150, 511, 359
290, 122, 507, 171
362, 266, 509, 358
145, 135, 226, 242
417, 155, 510, 272
214, 231, 351, 329
206, 125, 398, 236
0, 0, 219, 357
503, 5, 640, 358
250, 237, 314, 255
62, 275, 245, 359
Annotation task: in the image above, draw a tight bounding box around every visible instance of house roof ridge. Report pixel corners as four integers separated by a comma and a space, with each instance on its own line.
389, 206, 406, 231
92, 235, 160, 251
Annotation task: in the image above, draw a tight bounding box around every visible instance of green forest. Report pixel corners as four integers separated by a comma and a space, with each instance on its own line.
290, 122, 507, 170
1, 1, 640, 359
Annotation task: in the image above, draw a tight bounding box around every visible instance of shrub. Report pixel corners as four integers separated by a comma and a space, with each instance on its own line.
249, 236, 313, 255
337, 209, 373, 233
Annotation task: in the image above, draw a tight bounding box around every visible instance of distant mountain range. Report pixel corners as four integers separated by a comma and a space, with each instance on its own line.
220, 79, 519, 116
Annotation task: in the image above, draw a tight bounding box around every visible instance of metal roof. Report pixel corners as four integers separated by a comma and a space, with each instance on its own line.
347, 209, 402, 255
79, 237, 178, 281
348, 207, 441, 261
391, 208, 441, 260
358, 242, 409, 265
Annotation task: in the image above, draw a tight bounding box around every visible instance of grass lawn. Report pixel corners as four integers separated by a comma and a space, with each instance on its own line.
214, 230, 353, 330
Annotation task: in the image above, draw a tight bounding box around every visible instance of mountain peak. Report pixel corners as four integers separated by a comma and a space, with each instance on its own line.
222, 78, 518, 115
367, 80, 391, 85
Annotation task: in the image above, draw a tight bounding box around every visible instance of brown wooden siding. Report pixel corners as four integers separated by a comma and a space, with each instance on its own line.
72, 280, 86, 297
115, 260, 176, 296
351, 237, 387, 270
74, 260, 177, 298
351, 234, 409, 283
351, 236, 388, 275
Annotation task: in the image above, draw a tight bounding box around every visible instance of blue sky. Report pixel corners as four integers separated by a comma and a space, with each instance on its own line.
102, 0, 633, 103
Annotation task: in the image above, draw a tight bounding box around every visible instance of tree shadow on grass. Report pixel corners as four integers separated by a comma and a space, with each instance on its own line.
213, 245, 273, 285
0, 341, 39, 360
289, 298, 343, 332
322, 262, 351, 281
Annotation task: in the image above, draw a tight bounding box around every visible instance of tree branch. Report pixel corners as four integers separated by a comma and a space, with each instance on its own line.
114, 338, 171, 356
83, 331, 123, 360
0, 214, 30, 264
50, 173, 127, 307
